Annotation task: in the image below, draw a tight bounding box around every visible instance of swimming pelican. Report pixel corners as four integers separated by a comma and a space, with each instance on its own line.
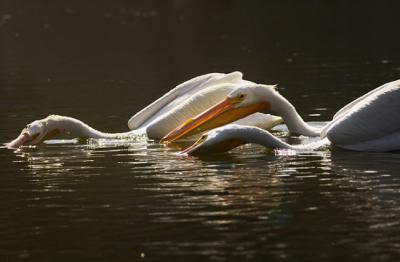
162, 80, 400, 152
181, 124, 330, 156
7, 72, 283, 148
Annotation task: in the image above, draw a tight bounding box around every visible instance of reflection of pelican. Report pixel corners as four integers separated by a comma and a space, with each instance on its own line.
7, 72, 282, 148
163, 80, 400, 152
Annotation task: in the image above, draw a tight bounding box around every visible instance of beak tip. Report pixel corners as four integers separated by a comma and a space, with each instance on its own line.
5, 143, 14, 149
7, 132, 31, 149
6, 142, 19, 149
160, 131, 179, 144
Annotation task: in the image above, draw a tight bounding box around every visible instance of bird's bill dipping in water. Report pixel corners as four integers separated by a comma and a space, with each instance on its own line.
180, 133, 246, 156
7, 130, 39, 148
7, 116, 60, 148
160, 95, 271, 143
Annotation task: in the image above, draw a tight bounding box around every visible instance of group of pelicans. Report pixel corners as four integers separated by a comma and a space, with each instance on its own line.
7, 71, 400, 155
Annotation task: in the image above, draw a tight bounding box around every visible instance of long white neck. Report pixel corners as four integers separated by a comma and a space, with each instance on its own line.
238, 126, 329, 150
55, 116, 139, 139
272, 93, 321, 136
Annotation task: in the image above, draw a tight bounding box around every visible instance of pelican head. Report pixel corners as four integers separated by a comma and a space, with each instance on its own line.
181, 124, 249, 156
161, 84, 278, 143
7, 115, 62, 148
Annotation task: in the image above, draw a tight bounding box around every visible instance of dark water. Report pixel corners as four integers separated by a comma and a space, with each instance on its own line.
1, 1, 400, 261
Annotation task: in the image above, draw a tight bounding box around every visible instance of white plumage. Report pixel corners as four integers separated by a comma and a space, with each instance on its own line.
128, 72, 247, 130
321, 80, 400, 151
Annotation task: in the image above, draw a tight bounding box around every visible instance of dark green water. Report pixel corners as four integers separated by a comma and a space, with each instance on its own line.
1, 1, 400, 261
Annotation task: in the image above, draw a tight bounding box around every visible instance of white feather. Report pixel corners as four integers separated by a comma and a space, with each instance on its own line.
321, 80, 400, 151
128, 71, 246, 131
144, 83, 237, 138
232, 113, 283, 130
129, 71, 261, 138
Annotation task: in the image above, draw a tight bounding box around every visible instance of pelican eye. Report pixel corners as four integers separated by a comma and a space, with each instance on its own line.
197, 134, 208, 143
235, 93, 246, 102
228, 93, 246, 104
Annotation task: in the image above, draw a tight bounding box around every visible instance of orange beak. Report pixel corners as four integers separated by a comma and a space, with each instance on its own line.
7, 129, 35, 149
160, 97, 270, 143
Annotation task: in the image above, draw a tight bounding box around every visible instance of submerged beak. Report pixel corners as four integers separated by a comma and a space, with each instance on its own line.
180, 140, 202, 156
161, 97, 270, 143
7, 130, 35, 149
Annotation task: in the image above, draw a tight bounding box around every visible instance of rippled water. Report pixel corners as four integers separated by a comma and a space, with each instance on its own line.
3, 135, 400, 261
1, 1, 400, 261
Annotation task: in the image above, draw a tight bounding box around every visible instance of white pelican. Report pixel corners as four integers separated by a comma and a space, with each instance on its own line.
181, 124, 330, 156
7, 72, 282, 148
162, 80, 400, 152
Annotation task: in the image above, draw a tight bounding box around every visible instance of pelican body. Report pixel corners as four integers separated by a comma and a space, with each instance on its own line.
164, 80, 400, 152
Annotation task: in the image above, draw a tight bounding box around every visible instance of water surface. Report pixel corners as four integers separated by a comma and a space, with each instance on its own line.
1, 1, 400, 261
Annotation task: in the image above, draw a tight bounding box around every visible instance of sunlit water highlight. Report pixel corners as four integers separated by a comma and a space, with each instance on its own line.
2, 123, 400, 261
2, 1, 400, 260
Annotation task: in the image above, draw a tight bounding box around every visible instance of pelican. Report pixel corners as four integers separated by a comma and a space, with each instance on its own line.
181, 124, 330, 156
162, 80, 400, 152
7, 72, 282, 148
